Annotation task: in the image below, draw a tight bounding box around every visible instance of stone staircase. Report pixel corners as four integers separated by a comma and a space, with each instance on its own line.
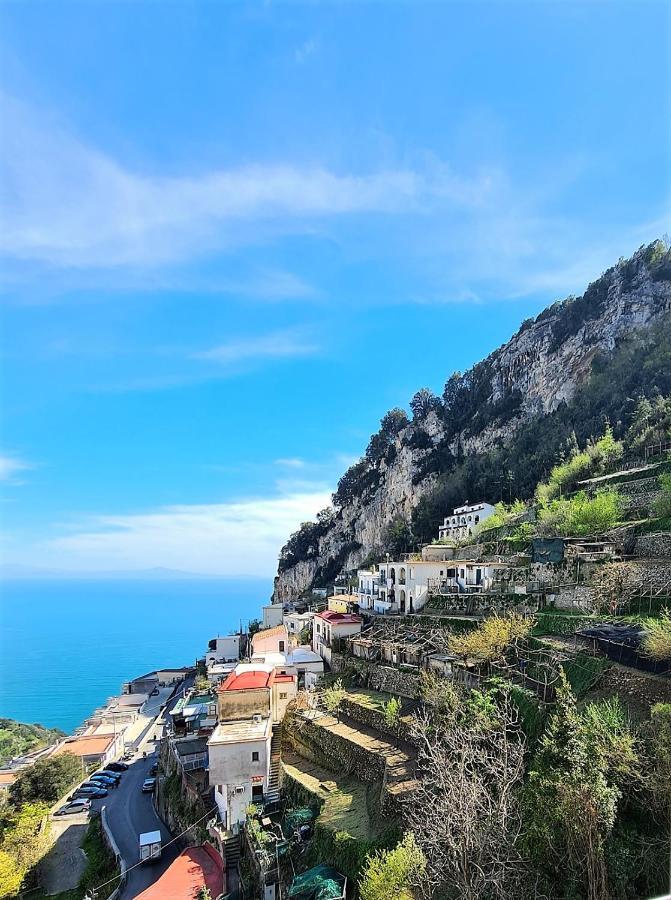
265, 723, 282, 804
223, 832, 240, 869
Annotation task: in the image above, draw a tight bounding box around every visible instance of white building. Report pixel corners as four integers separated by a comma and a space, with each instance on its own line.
283, 610, 314, 645
355, 569, 380, 612
312, 611, 362, 664
208, 667, 296, 830
206, 635, 241, 666
438, 502, 496, 542
262, 602, 284, 629
376, 560, 449, 614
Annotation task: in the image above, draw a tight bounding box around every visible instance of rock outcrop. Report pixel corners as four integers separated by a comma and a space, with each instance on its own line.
273, 241, 671, 602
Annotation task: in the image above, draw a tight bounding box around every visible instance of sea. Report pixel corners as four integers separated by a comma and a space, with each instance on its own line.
0, 577, 272, 733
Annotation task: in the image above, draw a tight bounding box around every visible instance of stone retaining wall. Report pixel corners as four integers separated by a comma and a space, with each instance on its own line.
368, 665, 421, 699
340, 696, 414, 743
634, 532, 671, 560
284, 715, 387, 785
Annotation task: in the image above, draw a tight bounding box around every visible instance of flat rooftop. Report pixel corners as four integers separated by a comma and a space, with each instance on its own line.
209, 718, 270, 744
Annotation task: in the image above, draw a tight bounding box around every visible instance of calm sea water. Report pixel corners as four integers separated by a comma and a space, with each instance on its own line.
0, 577, 271, 733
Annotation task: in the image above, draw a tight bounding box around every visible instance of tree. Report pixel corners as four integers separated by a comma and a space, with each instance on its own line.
322, 679, 345, 718
406, 691, 527, 900
523, 674, 638, 900
359, 833, 426, 900
10, 754, 81, 806
410, 388, 441, 421
0, 802, 50, 898
383, 517, 414, 557
248, 618, 262, 639
447, 614, 533, 664
382, 697, 402, 730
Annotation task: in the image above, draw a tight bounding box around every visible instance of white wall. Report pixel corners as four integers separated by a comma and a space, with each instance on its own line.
262, 604, 284, 628
208, 733, 270, 825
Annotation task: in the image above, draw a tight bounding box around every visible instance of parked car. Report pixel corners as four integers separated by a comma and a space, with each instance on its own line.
106, 761, 129, 772
89, 775, 117, 787
141, 777, 156, 793
149, 762, 158, 775
95, 769, 122, 781
122, 750, 134, 761
73, 786, 108, 799
55, 799, 91, 816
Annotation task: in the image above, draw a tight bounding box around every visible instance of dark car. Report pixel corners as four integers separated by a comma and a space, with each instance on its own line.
141, 777, 156, 793
149, 762, 158, 775
73, 786, 108, 799
89, 775, 117, 787
96, 769, 122, 781
106, 761, 129, 772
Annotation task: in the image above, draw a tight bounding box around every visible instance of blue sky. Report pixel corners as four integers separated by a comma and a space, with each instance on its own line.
0, 1, 669, 575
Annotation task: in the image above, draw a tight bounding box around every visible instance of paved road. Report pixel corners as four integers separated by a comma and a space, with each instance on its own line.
96, 678, 194, 899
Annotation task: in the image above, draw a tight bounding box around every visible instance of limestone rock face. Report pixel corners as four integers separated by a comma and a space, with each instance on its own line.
273, 243, 671, 602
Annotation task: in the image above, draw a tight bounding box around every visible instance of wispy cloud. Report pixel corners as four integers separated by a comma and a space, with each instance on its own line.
295, 37, 319, 64
27, 487, 333, 576
275, 457, 306, 469
0, 453, 33, 483
0, 94, 496, 272
193, 328, 319, 366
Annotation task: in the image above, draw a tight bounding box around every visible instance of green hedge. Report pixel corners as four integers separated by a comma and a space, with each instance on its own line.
533, 612, 599, 635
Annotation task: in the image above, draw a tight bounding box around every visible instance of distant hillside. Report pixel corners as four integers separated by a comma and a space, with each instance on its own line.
274, 240, 671, 601
0, 718, 65, 765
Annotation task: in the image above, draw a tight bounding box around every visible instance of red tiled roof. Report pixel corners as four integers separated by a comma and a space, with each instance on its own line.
252, 624, 287, 642
135, 844, 224, 899
55, 735, 115, 757
316, 611, 363, 624
220, 670, 272, 691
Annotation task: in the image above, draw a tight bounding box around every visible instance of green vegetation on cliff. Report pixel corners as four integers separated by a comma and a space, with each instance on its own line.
0, 719, 64, 766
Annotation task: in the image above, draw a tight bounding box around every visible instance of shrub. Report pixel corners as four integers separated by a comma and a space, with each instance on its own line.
359, 832, 426, 900
382, 697, 402, 729
641, 609, 671, 661
323, 679, 346, 717
537, 490, 621, 536
654, 472, 671, 518
448, 614, 533, 662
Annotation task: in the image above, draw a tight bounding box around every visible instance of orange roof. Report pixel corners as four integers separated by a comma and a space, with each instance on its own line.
0, 772, 17, 785
252, 624, 287, 641
55, 735, 115, 757
135, 844, 224, 900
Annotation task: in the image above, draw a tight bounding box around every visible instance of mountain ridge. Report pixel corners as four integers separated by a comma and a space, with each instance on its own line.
273, 240, 671, 602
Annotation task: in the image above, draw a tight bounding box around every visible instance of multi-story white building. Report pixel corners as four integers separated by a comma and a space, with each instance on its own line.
283, 610, 314, 645
438, 501, 496, 542
355, 570, 380, 611
376, 559, 450, 614
208, 666, 296, 830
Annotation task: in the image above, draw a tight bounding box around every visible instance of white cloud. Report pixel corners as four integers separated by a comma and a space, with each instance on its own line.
36, 487, 333, 576
193, 329, 319, 365
0, 454, 33, 482
0, 94, 499, 271
275, 457, 306, 468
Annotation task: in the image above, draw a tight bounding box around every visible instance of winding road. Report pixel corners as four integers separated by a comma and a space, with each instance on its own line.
94, 677, 193, 899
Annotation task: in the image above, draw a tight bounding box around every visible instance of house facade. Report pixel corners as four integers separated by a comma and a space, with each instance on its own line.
376, 560, 449, 614
283, 611, 314, 645
251, 625, 288, 656
312, 611, 362, 663
206, 635, 241, 666
355, 569, 380, 611
438, 501, 496, 542
208, 667, 296, 829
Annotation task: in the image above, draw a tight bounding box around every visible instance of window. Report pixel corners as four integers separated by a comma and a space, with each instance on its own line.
280, 691, 287, 699
252, 751, 259, 762
279, 640, 285, 652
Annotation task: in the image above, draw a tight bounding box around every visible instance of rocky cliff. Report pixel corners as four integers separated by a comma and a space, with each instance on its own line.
273, 241, 671, 602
